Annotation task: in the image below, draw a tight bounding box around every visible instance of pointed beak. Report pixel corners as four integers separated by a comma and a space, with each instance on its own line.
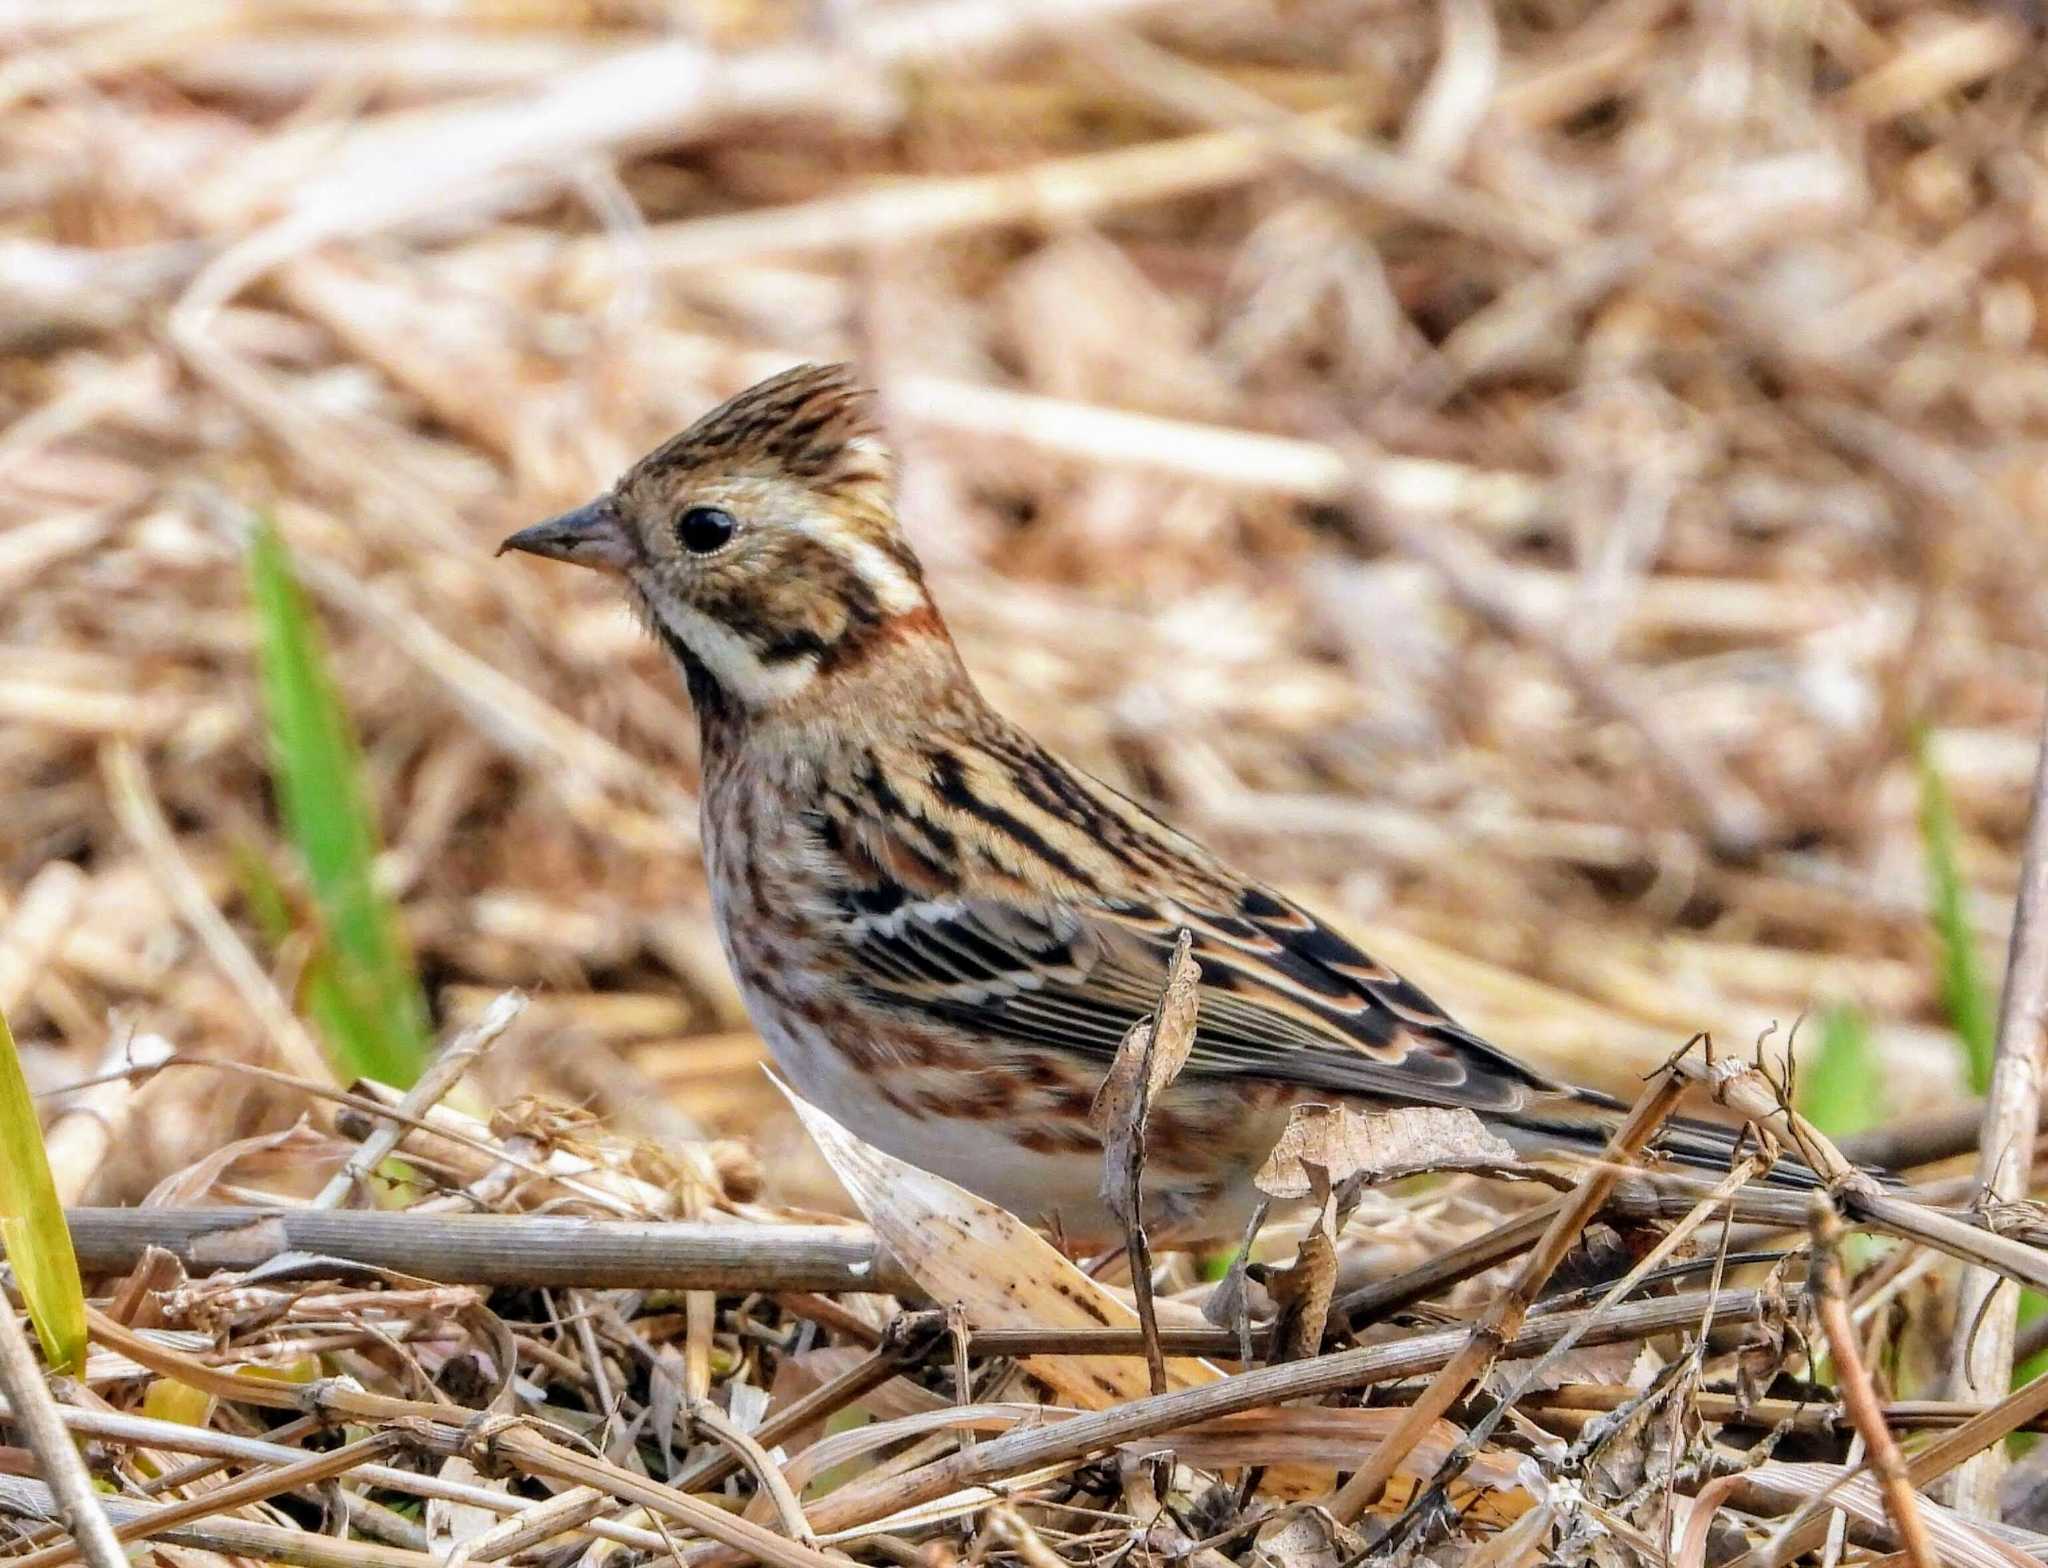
498, 499, 636, 572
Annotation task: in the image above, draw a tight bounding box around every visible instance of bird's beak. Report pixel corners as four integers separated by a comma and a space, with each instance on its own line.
498, 499, 636, 572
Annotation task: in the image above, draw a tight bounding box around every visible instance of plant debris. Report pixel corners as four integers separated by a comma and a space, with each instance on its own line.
8, 1, 2048, 1562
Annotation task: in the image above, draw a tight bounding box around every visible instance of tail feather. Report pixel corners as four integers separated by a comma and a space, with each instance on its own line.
1493, 1090, 1859, 1191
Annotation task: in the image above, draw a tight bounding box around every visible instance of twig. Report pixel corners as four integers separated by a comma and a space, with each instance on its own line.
465, 1419, 852, 1568
1846, 1188, 2048, 1293
0, 1291, 123, 1568
7, 1428, 404, 1568
1377, 1153, 1761, 1556
182, 1057, 639, 1212
64, 1207, 919, 1295
312, 990, 525, 1208
1523, 1385, 2048, 1437
41, 1026, 173, 1204
672, 1315, 943, 1493
1327, 1055, 1691, 1522
1669, 1050, 2048, 1294
1945, 697, 2048, 1515
0, 1400, 672, 1558
1723, 1355, 2048, 1568
0, 1475, 436, 1568
761, 1285, 1765, 1552
1333, 1197, 1560, 1330
1810, 1191, 1936, 1568
690, 1398, 815, 1543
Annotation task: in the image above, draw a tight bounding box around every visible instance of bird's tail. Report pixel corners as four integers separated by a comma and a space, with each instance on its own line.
1493, 1088, 1845, 1191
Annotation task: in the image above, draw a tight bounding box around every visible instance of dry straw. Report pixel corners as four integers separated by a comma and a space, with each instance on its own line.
7, 0, 2048, 1562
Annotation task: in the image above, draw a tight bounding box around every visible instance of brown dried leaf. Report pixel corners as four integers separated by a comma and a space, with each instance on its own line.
1271, 1231, 1339, 1364
1253, 1507, 1348, 1568
1253, 1103, 1520, 1200
1093, 929, 1200, 1225
141, 1117, 350, 1208
1256, 1182, 1340, 1363
1090, 930, 1199, 1133
779, 1078, 1222, 1411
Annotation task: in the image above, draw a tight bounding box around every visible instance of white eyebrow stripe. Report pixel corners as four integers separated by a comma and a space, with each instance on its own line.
841, 536, 926, 615
790, 514, 926, 616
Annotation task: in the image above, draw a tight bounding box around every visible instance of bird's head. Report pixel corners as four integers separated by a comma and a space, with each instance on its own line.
501, 363, 954, 724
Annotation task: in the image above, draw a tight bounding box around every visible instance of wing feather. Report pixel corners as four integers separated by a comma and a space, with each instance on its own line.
817, 840, 1556, 1114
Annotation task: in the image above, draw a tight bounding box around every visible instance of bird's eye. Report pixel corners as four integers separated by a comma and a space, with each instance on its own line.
676, 505, 737, 555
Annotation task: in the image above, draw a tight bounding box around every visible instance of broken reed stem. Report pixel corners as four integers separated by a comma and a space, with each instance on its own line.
745, 1286, 1764, 1555
0, 1293, 124, 1568
1333, 1197, 1559, 1329
8, 1430, 404, 1568
1375, 1153, 1761, 1556
1945, 697, 2048, 1516
1723, 1352, 2048, 1568
0, 1476, 433, 1568
1326, 1059, 1690, 1523
1810, 1192, 1937, 1568
65, 1207, 920, 1295
312, 989, 525, 1208
64, 1170, 2048, 1302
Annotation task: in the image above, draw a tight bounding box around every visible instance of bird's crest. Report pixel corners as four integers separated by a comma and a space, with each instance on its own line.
636, 362, 891, 502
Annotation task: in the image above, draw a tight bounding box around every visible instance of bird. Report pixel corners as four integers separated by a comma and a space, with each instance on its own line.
501, 362, 1822, 1245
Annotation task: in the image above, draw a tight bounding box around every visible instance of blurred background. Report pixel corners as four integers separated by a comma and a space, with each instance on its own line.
4, 0, 2044, 1212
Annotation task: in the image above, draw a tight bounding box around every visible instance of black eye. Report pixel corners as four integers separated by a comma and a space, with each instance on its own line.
676, 505, 737, 554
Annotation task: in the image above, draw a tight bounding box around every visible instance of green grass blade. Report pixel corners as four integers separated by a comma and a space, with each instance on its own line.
247, 518, 431, 1087
1796, 1005, 1886, 1138
0, 1005, 87, 1373
1915, 728, 1996, 1094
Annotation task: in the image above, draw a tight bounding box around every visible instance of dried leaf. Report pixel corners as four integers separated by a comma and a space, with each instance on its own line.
778, 1077, 1221, 1410
1090, 928, 1200, 1163
1258, 1216, 1338, 1364
1254, 1507, 1347, 1568
1254, 1103, 1520, 1199
141, 1117, 350, 1208
1092, 930, 1197, 1227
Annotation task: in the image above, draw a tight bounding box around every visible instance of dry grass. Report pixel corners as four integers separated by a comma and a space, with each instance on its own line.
8, 0, 2048, 1561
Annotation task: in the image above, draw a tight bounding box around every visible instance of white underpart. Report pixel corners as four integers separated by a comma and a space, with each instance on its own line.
650, 597, 819, 706
752, 991, 1257, 1240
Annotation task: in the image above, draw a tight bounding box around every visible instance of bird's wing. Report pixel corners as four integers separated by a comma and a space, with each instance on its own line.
805, 733, 1848, 1189
808, 741, 1568, 1116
